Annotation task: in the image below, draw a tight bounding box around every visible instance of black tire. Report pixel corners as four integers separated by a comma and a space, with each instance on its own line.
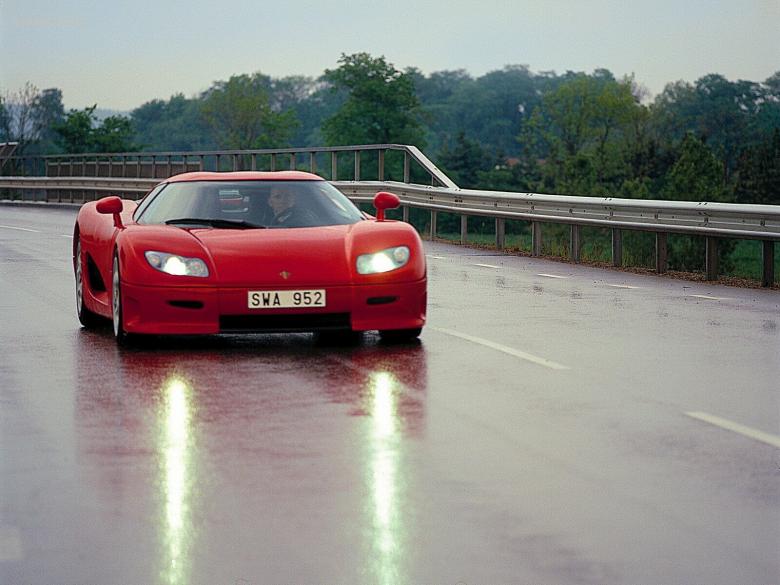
379, 327, 422, 343
75, 237, 104, 328
111, 253, 131, 346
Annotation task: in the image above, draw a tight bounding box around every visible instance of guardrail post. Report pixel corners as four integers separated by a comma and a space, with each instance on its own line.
570, 225, 581, 262
378, 150, 385, 181
762, 241, 775, 287
532, 221, 542, 256
289, 153, 296, 170
655, 232, 668, 273
403, 152, 410, 183
331, 152, 337, 180
611, 228, 623, 266
309, 152, 316, 174
270, 154, 277, 171
705, 237, 718, 280
460, 215, 468, 244
429, 211, 437, 241
496, 218, 506, 250
402, 205, 409, 223
354, 151, 361, 181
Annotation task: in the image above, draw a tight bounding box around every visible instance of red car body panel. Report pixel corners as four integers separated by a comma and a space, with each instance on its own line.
73, 172, 426, 336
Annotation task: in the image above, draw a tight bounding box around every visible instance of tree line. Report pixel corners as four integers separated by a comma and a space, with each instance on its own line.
2, 53, 778, 211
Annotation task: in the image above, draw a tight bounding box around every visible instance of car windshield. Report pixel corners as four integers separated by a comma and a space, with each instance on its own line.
135, 180, 365, 228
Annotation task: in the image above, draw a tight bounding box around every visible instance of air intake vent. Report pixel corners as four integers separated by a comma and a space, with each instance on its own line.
219, 313, 351, 333
168, 300, 204, 309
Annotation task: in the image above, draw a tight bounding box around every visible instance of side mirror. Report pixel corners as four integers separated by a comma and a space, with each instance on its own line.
96, 196, 124, 228
373, 191, 400, 222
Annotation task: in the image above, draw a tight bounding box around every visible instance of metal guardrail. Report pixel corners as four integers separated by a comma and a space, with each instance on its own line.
338, 181, 779, 287
0, 142, 19, 171
0, 144, 777, 286
2, 144, 457, 189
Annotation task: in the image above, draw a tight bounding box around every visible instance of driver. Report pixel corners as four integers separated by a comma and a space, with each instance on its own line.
267, 185, 314, 227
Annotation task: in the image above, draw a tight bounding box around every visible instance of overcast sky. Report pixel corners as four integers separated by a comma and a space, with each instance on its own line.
1, 0, 778, 111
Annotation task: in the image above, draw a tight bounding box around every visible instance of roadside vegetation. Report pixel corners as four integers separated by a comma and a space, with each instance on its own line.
1, 54, 777, 281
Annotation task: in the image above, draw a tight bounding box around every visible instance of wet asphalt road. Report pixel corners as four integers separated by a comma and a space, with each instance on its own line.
1, 204, 779, 585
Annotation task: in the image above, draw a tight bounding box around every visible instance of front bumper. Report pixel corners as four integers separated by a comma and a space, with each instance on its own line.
120, 278, 426, 335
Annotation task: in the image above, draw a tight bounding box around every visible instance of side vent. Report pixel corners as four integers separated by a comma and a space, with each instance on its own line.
87, 255, 106, 292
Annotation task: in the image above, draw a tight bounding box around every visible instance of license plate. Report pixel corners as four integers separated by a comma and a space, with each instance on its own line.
248, 289, 326, 309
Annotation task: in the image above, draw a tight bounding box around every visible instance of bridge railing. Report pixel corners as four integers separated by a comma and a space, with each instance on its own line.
0, 144, 456, 189
0, 144, 777, 287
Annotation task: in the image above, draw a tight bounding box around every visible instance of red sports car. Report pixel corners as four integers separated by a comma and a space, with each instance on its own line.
73, 171, 426, 344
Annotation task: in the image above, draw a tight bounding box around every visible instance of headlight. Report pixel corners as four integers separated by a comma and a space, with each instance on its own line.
356, 246, 410, 275
145, 251, 209, 277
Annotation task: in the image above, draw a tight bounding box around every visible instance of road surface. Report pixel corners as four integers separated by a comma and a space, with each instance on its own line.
1, 204, 778, 585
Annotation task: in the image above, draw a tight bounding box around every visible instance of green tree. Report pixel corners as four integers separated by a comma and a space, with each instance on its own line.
0, 82, 58, 153
524, 73, 642, 195
652, 74, 772, 178
438, 131, 491, 188
322, 53, 425, 146
735, 128, 780, 205
0, 96, 9, 142
131, 94, 214, 151
663, 133, 732, 202
55, 106, 97, 153
30, 88, 65, 153
663, 133, 735, 271
268, 75, 342, 146
93, 115, 135, 152
200, 74, 297, 150
54, 105, 136, 153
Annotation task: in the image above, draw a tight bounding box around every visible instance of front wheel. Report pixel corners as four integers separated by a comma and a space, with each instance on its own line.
75, 238, 104, 328
112, 253, 131, 345
379, 327, 422, 343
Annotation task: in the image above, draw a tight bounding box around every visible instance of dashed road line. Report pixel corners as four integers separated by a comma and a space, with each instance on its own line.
689, 294, 732, 301
685, 411, 780, 449
472, 263, 501, 269
60, 234, 74, 238
537, 273, 567, 279
426, 255, 446, 259
0, 525, 23, 562
0, 225, 40, 233
606, 283, 640, 289
432, 327, 570, 370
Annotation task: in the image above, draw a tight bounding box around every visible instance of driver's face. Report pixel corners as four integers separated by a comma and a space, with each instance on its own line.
268, 189, 294, 214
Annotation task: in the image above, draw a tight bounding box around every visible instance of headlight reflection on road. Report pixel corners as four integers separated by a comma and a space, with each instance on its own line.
160, 376, 194, 585
368, 371, 404, 584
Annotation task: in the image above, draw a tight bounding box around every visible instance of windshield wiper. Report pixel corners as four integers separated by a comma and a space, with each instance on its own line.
165, 218, 266, 229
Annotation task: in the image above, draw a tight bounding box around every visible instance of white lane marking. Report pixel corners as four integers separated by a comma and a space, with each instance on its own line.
473, 263, 501, 269
537, 273, 567, 279
685, 411, 780, 449
0, 525, 23, 562
426, 255, 446, 259
0, 225, 40, 233
689, 294, 732, 301
606, 284, 640, 289
60, 234, 74, 238
432, 327, 570, 370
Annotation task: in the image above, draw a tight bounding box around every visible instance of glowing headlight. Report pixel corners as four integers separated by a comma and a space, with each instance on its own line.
145, 251, 209, 277
356, 246, 410, 275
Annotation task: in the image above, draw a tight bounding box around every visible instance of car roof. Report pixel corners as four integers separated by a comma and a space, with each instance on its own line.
164, 171, 324, 183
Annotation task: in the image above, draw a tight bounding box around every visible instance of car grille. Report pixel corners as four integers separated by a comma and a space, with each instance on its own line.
219, 312, 351, 333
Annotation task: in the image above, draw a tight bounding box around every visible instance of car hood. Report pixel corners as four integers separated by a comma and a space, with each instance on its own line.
191, 224, 355, 286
